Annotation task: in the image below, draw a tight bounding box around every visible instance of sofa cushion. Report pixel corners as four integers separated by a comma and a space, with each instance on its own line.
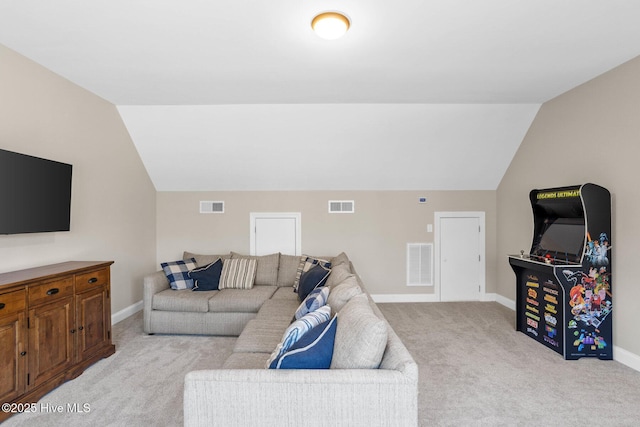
222, 352, 270, 369
231, 252, 280, 287
325, 262, 352, 288
269, 315, 337, 369
257, 299, 300, 323
331, 294, 388, 369
270, 286, 299, 301
330, 252, 350, 267
297, 263, 331, 301
327, 275, 362, 314
152, 288, 214, 313
295, 286, 330, 320
161, 258, 198, 290
219, 258, 257, 290
189, 259, 223, 291
265, 305, 331, 368
234, 318, 292, 353
207, 285, 277, 313
293, 256, 332, 293
277, 254, 302, 287
183, 251, 231, 267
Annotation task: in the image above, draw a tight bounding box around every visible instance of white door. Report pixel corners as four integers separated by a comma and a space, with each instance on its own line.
436, 212, 485, 301
250, 213, 301, 256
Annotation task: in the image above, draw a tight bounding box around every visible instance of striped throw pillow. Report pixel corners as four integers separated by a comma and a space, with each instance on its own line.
218, 258, 257, 289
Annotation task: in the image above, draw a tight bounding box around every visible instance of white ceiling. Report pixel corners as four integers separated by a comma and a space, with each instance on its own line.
1, 1, 639, 190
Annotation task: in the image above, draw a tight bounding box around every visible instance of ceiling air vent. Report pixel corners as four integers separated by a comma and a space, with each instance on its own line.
200, 201, 224, 214
407, 243, 433, 286
328, 200, 355, 214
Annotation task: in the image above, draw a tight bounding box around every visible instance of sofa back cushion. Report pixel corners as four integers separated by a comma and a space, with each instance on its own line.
231, 252, 279, 287
277, 254, 301, 287
325, 263, 352, 288
331, 293, 388, 369
327, 275, 362, 314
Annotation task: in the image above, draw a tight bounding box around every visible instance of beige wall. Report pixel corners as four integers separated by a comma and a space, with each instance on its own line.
497, 56, 640, 356
157, 190, 497, 296
0, 45, 157, 314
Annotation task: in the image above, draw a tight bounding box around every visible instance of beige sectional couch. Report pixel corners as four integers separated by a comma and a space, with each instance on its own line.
143, 252, 418, 427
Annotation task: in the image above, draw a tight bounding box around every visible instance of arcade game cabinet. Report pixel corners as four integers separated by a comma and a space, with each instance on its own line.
508, 183, 612, 360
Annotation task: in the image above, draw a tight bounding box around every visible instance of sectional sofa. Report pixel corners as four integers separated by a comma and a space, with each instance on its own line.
143, 252, 418, 427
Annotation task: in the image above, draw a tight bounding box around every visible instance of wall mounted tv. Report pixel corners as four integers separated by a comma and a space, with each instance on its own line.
0, 149, 73, 234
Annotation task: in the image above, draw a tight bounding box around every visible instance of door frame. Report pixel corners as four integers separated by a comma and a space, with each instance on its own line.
434, 211, 486, 301
249, 212, 302, 256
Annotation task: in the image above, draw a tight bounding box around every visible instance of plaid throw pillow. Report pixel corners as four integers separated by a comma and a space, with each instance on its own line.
161, 258, 197, 290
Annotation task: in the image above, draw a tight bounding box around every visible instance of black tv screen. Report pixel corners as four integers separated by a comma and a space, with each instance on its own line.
532, 217, 585, 262
0, 149, 72, 234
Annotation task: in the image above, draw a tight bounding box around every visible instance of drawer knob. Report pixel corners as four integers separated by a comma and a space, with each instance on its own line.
20, 351, 26, 356
70, 329, 76, 334
0, 303, 5, 310
46, 288, 60, 295
78, 326, 84, 331
88, 277, 98, 284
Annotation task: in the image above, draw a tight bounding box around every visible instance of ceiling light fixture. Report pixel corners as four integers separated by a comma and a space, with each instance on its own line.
311, 12, 350, 40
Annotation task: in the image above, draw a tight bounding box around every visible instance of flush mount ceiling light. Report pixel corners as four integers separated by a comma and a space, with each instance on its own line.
311, 12, 350, 40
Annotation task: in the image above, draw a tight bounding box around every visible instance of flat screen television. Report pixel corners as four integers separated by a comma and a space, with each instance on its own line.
0, 149, 73, 234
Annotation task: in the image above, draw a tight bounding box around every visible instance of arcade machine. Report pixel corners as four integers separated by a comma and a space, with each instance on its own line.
508, 183, 612, 360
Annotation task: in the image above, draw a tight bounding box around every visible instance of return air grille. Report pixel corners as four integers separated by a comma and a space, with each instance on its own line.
328, 200, 355, 213
407, 243, 433, 286
200, 201, 224, 214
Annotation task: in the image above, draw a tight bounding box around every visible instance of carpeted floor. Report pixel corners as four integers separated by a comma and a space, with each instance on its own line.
4, 302, 640, 426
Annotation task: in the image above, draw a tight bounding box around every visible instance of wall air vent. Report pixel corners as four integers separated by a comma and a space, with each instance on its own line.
328, 200, 355, 214
407, 243, 433, 286
200, 201, 224, 214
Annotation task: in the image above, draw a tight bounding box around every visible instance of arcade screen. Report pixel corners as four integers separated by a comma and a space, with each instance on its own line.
534, 218, 585, 260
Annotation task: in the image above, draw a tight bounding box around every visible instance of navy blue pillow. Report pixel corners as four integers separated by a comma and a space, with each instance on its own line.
189, 259, 223, 291
270, 316, 337, 369
297, 263, 332, 302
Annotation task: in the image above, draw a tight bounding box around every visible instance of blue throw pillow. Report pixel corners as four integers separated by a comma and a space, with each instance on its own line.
189, 259, 223, 291
295, 286, 330, 320
161, 258, 197, 290
270, 316, 338, 369
298, 263, 332, 301
265, 305, 331, 368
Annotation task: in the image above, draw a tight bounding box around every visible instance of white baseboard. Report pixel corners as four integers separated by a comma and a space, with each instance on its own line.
371, 294, 440, 303
112, 300, 143, 325
493, 294, 517, 311
613, 346, 640, 372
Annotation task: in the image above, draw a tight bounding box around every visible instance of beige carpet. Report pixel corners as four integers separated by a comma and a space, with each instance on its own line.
4, 302, 640, 426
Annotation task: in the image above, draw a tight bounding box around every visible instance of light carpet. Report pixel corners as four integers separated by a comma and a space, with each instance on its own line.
4, 302, 640, 426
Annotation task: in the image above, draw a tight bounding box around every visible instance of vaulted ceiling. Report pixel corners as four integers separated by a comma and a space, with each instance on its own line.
2, 1, 639, 190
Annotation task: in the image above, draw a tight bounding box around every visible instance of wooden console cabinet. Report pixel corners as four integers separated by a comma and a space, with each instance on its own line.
0, 261, 115, 421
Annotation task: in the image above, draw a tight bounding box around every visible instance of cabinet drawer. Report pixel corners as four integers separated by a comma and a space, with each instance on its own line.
28, 277, 74, 306
76, 268, 109, 293
0, 289, 26, 316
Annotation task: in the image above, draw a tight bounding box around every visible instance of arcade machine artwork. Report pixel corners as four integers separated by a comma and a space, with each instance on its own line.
509, 183, 612, 360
